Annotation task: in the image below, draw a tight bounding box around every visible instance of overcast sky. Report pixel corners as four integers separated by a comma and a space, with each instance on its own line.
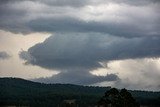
0, 0, 160, 91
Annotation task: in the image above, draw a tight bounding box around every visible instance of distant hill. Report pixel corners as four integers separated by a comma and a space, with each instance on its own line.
0, 77, 160, 107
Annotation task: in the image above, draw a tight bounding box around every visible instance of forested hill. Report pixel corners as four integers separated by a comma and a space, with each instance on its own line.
0, 77, 109, 106
0, 77, 109, 95
0, 77, 160, 107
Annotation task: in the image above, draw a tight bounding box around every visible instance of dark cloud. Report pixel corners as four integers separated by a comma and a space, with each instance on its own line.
19, 50, 35, 63
1, 0, 160, 85
5, 0, 159, 7
37, 0, 89, 7
34, 70, 119, 85
0, 0, 30, 33
0, 51, 10, 60
28, 17, 159, 38
0, 0, 159, 37
20, 34, 160, 69
20, 33, 160, 84
0, 0, 88, 7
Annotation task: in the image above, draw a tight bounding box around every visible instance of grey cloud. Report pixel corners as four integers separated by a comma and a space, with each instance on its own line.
0, 0, 30, 33
20, 34, 160, 70
20, 33, 160, 84
28, 17, 159, 38
30, 0, 160, 7
0, 0, 88, 7
34, 70, 119, 85
0, 51, 10, 60
19, 50, 35, 63
0, 0, 159, 37
1, 0, 159, 88
37, 0, 89, 7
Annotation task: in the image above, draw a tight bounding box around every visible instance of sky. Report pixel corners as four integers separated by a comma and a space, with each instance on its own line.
0, 0, 160, 91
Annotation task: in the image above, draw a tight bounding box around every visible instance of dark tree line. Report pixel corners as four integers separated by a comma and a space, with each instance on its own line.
0, 78, 160, 107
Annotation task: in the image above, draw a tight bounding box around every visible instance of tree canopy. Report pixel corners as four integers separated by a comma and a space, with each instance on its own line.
98, 88, 140, 107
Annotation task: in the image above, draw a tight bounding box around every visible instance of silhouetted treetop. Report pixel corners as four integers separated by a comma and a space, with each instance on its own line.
99, 88, 140, 107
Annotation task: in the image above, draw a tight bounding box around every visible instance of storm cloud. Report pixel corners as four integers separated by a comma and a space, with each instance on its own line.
20, 33, 160, 84
1, 0, 160, 88
0, 0, 159, 37
20, 34, 160, 69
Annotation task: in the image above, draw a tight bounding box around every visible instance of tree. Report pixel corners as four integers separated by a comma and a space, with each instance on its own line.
98, 88, 140, 107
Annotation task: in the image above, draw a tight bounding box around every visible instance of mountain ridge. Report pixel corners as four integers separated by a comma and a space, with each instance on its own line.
0, 77, 160, 107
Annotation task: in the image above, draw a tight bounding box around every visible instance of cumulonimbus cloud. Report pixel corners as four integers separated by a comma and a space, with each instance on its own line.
19, 33, 160, 84
1, 0, 160, 86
